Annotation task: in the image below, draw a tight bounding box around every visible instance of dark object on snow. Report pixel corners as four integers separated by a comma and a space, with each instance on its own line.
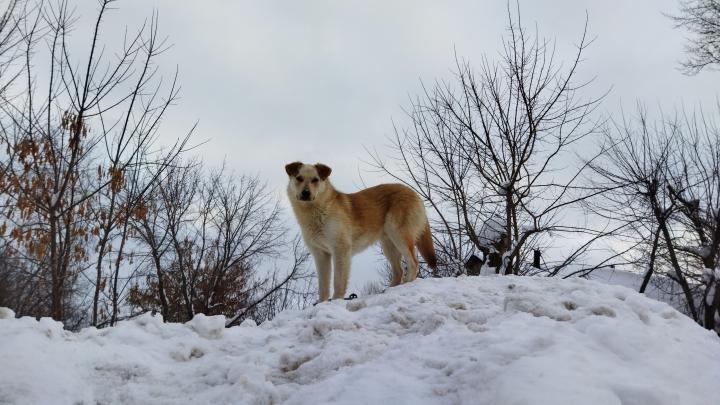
314, 293, 357, 305
465, 255, 484, 276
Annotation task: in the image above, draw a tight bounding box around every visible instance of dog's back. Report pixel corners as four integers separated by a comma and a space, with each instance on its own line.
343, 183, 423, 233
342, 183, 437, 271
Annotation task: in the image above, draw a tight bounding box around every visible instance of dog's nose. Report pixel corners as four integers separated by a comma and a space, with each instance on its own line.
300, 189, 311, 200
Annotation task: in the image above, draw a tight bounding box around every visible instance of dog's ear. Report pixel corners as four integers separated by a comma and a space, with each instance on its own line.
285, 161, 303, 177
315, 163, 332, 180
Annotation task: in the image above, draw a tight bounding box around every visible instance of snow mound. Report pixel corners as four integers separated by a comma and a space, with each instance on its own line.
1, 276, 719, 405
0, 307, 14, 319
186, 313, 225, 339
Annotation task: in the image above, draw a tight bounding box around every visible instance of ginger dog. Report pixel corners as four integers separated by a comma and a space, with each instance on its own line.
285, 162, 437, 302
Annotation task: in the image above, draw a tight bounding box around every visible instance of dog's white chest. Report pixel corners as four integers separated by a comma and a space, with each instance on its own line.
297, 207, 334, 251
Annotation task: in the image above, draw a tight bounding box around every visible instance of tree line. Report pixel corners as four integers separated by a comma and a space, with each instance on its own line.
0, 0, 718, 335
370, 2, 720, 334
0, 0, 314, 330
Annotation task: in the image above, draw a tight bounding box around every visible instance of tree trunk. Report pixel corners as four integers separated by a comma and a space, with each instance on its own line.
704, 278, 720, 332
640, 227, 662, 294
503, 189, 514, 275
49, 216, 64, 321
154, 255, 169, 321
656, 208, 699, 321
110, 218, 131, 326
92, 235, 110, 326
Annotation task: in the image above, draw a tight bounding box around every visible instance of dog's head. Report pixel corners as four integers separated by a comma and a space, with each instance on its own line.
285, 161, 332, 202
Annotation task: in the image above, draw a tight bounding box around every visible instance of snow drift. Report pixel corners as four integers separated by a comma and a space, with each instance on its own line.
1, 276, 719, 405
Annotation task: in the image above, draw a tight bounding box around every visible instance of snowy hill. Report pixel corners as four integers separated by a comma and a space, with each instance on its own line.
584, 267, 689, 311
1, 276, 719, 405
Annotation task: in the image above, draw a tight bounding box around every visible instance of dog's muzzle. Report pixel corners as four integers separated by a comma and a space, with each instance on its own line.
300, 189, 311, 201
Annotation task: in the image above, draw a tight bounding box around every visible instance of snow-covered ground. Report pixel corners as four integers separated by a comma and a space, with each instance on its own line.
586, 267, 689, 311
1, 276, 719, 405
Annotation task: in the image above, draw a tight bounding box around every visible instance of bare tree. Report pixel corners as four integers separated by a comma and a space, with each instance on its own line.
666, 110, 720, 331
590, 109, 699, 320
670, 0, 720, 74
130, 171, 177, 321
84, 6, 190, 327
0, 0, 25, 94
128, 163, 312, 325
0, 0, 33, 314
0, 1, 317, 328
369, 6, 613, 278
226, 236, 315, 327
591, 107, 720, 332
0, 0, 189, 325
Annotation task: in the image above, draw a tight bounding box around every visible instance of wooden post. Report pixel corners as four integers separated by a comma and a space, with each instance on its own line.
533, 249, 541, 269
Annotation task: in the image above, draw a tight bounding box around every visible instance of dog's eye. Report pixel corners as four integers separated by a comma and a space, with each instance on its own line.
312, 178, 319, 183
296, 176, 304, 182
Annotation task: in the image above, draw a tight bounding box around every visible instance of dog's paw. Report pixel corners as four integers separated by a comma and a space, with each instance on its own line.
313, 299, 333, 306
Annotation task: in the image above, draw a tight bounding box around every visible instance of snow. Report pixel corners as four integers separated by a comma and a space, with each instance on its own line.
0, 307, 14, 319
1, 276, 719, 405
478, 214, 505, 244
496, 181, 511, 194
185, 313, 226, 339
585, 267, 690, 311
703, 267, 720, 282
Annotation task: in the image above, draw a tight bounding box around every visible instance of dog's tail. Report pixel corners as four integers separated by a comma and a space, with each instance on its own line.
417, 221, 438, 273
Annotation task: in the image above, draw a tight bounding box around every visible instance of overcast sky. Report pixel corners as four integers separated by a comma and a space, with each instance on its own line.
70, 0, 718, 291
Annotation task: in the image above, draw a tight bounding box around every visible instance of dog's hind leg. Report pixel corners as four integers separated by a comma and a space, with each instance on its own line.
401, 241, 420, 283
381, 236, 403, 287
387, 233, 420, 283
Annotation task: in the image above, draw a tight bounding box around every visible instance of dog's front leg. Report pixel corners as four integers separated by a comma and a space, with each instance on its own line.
332, 244, 351, 300
310, 249, 332, 302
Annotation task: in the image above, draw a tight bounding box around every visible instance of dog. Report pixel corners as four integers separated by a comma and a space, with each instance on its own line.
285, 161, 437, 302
